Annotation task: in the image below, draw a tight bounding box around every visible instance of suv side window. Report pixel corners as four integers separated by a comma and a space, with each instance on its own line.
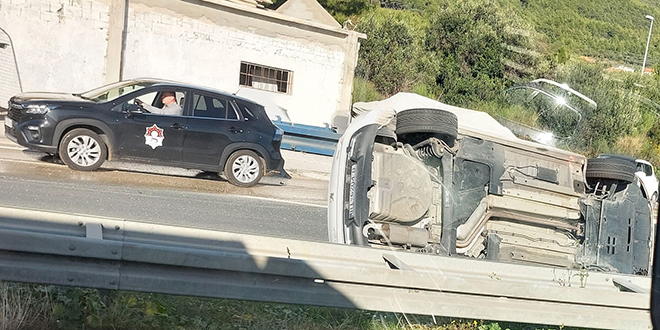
133, 92, 157, 107
637, 162, 651, 176
192, 93, 239, 120
235, 100, 265, 121
124, 89, 187, 116
644, 164, 653, 177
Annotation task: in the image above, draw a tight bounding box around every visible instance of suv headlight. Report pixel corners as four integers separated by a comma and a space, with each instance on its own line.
25, 104, 51, 114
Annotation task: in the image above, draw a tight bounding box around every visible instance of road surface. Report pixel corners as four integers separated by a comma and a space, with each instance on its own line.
0, 118, 330, 242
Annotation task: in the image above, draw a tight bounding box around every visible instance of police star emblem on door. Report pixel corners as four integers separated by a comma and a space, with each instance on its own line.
144, 124, 164, 149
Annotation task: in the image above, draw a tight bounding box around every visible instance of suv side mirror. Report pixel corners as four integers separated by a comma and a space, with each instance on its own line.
124, 103, 144, 115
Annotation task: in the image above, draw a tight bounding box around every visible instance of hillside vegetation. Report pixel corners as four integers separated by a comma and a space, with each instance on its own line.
274, 0, 660, 165
506, 0, 660, 63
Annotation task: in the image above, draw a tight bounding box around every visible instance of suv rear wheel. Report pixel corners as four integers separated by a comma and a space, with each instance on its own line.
224, 150, 264, 187
59, 128, 107, 171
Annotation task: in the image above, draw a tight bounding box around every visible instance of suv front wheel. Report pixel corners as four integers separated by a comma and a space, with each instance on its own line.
224, 150, 264, 187
59, 128, 107, 171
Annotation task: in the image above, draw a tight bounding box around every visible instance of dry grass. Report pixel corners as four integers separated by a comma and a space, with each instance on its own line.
0, 282, 52, 330
613, 135, 645, 156
0, 282, 578, 330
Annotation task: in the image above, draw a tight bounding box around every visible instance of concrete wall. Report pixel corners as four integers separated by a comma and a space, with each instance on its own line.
0, 0, 362, 129
0, 27, 23, 106
123, 0, 350, 127
0, 0, 110, 94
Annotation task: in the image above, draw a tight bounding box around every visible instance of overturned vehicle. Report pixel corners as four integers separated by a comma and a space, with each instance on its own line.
328, 93, 653, 275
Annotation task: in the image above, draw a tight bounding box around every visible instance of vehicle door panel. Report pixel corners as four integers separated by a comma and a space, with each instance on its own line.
182, 93, 246, 166
116, 113, 188, 162
114, 90, 188, 162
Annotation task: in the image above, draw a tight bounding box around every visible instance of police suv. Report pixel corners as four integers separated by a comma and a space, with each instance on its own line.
4, 79, 284, 187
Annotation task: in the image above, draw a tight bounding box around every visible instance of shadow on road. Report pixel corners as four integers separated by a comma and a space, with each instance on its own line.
26, 150, 288, 187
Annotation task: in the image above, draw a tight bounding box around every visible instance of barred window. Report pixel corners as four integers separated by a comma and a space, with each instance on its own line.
239, 62, 292, 94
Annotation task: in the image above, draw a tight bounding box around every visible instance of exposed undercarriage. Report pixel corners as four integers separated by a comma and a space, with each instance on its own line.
355, 109, 652, 275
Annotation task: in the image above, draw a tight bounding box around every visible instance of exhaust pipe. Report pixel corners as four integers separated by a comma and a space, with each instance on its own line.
381, 223, 429, 247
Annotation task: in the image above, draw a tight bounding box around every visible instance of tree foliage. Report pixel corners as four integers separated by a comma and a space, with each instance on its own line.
320, 0, 660, 165
354, 8, 429, 96
426, 0, 547, 104
354, 0, 546, 104
500, 0, 660, 64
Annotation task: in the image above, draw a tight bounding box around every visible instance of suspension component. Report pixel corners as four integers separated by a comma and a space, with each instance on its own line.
412, 138, 446, 160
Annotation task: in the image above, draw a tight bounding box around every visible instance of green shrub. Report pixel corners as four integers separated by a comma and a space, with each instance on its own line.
355, 8, 429, 96
352, 76, 383, 103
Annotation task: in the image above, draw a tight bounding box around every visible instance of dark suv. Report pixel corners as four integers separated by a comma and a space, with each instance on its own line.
4, 78, 284, 187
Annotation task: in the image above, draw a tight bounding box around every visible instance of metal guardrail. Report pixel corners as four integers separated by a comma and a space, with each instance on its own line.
273, 119, 341, 156
0, 205, 652, 329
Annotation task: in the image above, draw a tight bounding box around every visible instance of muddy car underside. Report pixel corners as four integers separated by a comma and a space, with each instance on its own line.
344, 108, 652, 275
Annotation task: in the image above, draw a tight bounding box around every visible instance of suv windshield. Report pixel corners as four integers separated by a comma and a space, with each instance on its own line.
79, 80, 152, 102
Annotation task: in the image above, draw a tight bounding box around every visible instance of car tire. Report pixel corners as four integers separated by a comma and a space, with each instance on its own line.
59, 128, 107, 171
395, 108, 459, 146
224, 150, 264, 187
585, 157, 636, 183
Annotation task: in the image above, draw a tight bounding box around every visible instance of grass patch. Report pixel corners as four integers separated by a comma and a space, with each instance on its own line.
1, 281, 589, 330
0, 282, 53, 330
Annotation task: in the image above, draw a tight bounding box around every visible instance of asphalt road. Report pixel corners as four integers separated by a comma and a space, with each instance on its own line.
0, 174, 327, 241
0, 121, 330, 242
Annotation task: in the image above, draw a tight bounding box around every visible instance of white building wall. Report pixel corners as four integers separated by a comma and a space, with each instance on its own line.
0, 0, 357, 128
0, 0, 110, 99
123, 0, 347, 127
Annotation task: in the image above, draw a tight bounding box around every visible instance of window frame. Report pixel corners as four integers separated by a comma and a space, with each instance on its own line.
239, 61, 293, 94
116, 87, 188, 117
190, 92, 241, 121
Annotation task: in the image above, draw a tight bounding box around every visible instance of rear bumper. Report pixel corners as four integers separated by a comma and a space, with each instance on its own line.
272, 157, 287, 177
327, 109, 396, 245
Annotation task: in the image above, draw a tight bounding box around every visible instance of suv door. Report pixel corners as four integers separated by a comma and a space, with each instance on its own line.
115, 89, 188, 163
181, 92, 246, 166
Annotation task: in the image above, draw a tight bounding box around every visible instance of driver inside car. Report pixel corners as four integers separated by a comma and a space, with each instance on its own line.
137, 91, 183, 116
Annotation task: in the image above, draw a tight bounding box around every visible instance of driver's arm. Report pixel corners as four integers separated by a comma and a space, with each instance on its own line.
137, 99, 162, 114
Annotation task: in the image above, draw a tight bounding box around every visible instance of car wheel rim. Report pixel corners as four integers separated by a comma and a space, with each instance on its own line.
231, 155, 259, 183
67, 135, 101, 167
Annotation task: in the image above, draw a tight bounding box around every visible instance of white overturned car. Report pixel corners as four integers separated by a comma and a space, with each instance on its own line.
328, 93, 652, 275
